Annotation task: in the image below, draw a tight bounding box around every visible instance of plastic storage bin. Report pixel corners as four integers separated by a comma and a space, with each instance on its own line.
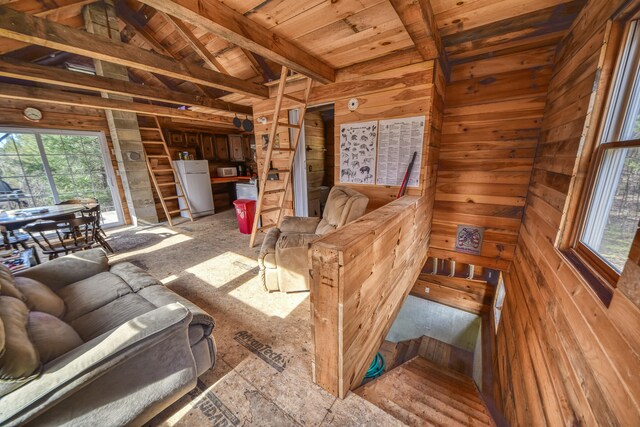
233, 199, 256, 234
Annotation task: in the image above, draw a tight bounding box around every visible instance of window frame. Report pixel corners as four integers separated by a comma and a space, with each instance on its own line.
565, 19, 640, 301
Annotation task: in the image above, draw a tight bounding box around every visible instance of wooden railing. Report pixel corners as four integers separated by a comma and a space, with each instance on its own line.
309, 195, 431, 398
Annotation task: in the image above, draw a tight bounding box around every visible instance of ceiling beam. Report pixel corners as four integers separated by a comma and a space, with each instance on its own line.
0, 58, 253, 114
161, 12, 229, 74
115, 0, 173, 57
0, 6, 269, 98
136, 0, 335, 84
390, 0, 449, 74
0, 82, 237, 125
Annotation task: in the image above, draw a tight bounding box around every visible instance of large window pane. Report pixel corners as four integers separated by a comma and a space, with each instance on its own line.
581, 147, 640, 271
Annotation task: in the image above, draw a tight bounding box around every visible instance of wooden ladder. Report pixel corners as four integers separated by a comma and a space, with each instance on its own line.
139, 115, 194, 226
248, 66, 313, 247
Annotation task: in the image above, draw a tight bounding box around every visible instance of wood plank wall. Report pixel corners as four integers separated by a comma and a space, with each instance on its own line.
494, 0, 640, 424
252, 50, 435, 227
0, 98, 131, 224
430, 47, 556, 271
304, 110, 326, 216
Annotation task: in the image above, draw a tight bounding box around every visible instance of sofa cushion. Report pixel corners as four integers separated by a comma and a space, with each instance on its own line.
28, 311, 83, 364
58, 272, 132, 322
70, 293, 157, 341
0, 296, 40, 391
0, 265, 25, 302
15, 277, 65, 318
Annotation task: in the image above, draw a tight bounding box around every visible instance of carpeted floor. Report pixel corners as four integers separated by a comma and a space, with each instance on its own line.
105, 209, 402, 427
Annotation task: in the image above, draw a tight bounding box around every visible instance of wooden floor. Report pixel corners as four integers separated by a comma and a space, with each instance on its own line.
355, 357, 494, 426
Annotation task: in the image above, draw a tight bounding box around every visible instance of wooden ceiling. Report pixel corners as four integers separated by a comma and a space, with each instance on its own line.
0, 0, 586, 114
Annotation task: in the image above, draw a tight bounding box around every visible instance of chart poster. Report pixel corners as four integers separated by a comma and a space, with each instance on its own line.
376, 116, 425, 187
339, 121, 377, 184
455, 225, 485, 255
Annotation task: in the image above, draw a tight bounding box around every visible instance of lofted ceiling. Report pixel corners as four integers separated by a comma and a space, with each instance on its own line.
0, 0, 587, 112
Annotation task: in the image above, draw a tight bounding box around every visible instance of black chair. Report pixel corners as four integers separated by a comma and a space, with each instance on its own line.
1, 225, 40, 264
25, 216, 98, 260
0, 179, 28, 209
57, 197, 114, 253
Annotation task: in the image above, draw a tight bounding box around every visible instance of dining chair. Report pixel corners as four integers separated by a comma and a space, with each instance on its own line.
1, 225, 41, 264
25, 216, 98, 260
57, 197, 114, 253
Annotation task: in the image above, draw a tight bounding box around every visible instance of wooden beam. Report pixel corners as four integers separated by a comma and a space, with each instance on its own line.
0, 82, 236, 125
161, 12, 229, 74
136, 0, 335, 83
0, 58, 252, 114
0, 6, 269, 99
243, 49, 277, 82
115, 0, 173, 57
390, 0, 449, 77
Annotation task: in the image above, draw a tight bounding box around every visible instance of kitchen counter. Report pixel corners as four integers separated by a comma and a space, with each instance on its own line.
210, 176, 252, 184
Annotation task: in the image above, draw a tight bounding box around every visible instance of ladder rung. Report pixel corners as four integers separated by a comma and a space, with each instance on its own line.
153, 168, 174, 173
147, 155, 170, 158
163, 196, 182, 201
275, 147, 295, 152
282, 94, 305, 104
158, 182, 177, 186
168, 209, 189, 214
259, 224, 276, 232
269, 169, 290, 173
277, 122, 301, 129
139, 127, 160, 131
260, 207, 281, 214
143, 140, 165, 145
264, 189, 285, 195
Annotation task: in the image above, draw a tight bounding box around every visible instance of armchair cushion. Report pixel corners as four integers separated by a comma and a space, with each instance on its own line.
277, 233, 320, 250
279, 216, 321, 234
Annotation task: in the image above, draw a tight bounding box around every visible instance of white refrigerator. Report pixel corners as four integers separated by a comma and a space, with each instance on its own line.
173, 160, 215, 218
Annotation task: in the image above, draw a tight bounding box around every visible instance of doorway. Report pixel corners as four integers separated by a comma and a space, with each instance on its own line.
0, 128, 124, 227
291, 104, 335, 217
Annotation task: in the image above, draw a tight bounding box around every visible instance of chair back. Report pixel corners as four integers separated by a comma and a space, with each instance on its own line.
25, 216, 98, 259
57, 197, 99, 205
315, 186, 369, 235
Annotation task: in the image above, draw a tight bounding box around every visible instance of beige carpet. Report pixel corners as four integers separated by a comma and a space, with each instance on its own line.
106, 209, 402, 427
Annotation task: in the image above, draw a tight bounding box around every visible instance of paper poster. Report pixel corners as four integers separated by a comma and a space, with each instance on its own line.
376, 116, 425, 187
339, 121, 377, 184
455, 225, 485, 255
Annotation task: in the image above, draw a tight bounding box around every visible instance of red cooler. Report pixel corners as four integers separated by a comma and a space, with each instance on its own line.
233, 199, 256, 234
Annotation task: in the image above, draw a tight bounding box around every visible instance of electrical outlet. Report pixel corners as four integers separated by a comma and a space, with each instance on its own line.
425, 287, 430, 294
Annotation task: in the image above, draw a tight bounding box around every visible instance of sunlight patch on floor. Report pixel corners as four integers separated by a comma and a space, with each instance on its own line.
109, 232, 193, 262
184, 251, 308, 319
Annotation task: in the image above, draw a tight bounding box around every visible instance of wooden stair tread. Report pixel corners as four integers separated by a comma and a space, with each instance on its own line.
168, 208, 189, 214
264, 189, 285, 195
355, 356, 493, 427
152, 168, 174, 173
157, 182, 177, 187
277, 121, 301, 129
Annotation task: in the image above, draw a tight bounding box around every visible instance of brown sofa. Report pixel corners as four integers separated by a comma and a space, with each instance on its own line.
0, 249, 215, 426
258, 186, 368, 293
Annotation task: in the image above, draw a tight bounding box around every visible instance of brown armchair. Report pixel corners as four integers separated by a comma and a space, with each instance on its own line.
258, 186, 368, 293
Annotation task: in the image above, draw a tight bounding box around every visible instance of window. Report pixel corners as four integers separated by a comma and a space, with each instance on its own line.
573, 21, 640, 297
0, 129, 123, 226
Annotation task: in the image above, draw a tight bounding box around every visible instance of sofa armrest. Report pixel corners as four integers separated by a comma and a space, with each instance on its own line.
15, 249, 109, 291
259, 227, 280, 266
279, 216, 321, 234
0, 303, 194, 426
277, 233, 320, 250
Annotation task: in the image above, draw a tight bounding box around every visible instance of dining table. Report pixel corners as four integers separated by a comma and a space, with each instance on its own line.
0, 204, 89, 232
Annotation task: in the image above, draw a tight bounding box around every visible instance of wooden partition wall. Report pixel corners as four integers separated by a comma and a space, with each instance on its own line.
310, 195, 430, 398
